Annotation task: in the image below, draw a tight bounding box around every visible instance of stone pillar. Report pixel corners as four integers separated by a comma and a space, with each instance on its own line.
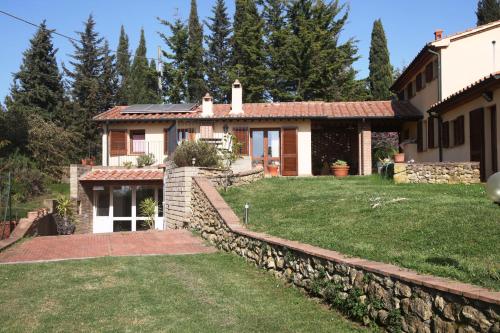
102, 124, 108, 166
69, 164, 93, 233
358, 121, 372, 175
393, 163, 408, 183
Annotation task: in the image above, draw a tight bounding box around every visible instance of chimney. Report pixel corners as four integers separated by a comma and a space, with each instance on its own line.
202, 93, 213, 117
230, 80, 243, 115
434, 29, 443, 41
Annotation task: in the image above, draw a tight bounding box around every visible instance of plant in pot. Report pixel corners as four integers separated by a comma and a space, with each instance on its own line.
139, 197, 157, 230
81, 156, 95, 166
268, 161, 279, 177
331, 160, 350, 177
54, 196, 76, 235
393, 151, 405, 163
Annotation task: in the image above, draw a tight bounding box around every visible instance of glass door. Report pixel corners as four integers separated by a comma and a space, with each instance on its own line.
251, 129, 281, 175
112, 186, 132, 232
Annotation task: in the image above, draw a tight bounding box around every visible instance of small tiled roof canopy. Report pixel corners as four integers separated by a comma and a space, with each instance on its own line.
93, 100, 422, 122
79, 169, 164, 182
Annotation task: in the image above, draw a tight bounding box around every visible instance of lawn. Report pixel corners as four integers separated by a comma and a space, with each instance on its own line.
221, 176, 500, 291
0, 253, 371, 333
7, 183, 69, 220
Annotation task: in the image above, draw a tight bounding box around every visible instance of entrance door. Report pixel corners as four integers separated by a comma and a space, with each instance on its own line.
281, 128, 298, 176
251, 129, 280, 175
93, 187, 112, 233
470, 108, 485, 181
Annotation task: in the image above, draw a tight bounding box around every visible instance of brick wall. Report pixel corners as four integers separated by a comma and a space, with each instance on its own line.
358, 122, 372, 175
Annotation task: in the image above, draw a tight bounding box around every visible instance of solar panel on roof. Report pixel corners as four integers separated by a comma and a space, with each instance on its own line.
121, 104, 198, 114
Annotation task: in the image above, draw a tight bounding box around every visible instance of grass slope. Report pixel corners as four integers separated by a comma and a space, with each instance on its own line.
221, 176, 500, 290
0, 253, 371, 333
9, 183, 69, 220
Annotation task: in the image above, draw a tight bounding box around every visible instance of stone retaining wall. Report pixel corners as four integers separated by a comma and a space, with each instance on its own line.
394, 162, 481, 184
188, 176, 499, 333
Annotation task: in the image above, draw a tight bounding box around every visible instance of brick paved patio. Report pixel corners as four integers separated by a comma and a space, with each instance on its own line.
0, 230, 216, 264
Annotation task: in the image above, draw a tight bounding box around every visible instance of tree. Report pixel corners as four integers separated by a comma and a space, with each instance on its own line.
232, 0, 267, 102
186, 0, 206, 102
128, 29, 160, 104
261, 0, 295, 102
159, 18, 189, 103
116, 25, 131, 104
65, 14, 105, 156
100, 40, 118, 110
205, 0, 232, 103
476, 0, 500, 25
368, 19, 393, 100
286, 0, 360, 101
5, 21, 64, 123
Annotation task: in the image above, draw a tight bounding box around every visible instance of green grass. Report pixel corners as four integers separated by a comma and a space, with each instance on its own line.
221, 176, 500, 291
0, 253, 371, 333
8, 183, 69, 220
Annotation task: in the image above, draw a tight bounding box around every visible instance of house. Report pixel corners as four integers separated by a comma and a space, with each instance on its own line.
72, 80, 420, 233
393, 20, 500, 180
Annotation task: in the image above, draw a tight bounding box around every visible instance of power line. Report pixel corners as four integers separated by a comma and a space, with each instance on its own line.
0, 9, 159, 62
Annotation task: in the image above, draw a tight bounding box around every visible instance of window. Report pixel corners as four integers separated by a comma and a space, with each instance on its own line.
397, 90, 405, 101
425, 62, 434, 83
453, 116, 465, 146
200, 123, 214, 139
442, 121, 450, 148
417, 120, 423, 152
416, 73, 423, 92
130, 130, 145, 154
109, 130, 127, 156
428, 117, 435, 149
406, 81, 414, 99
232, 127, 249, 155
177, 128, 195, 142
95, 188, 109, 216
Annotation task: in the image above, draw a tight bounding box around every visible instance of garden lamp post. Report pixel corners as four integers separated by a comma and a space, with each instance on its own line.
486, 172, 500, 206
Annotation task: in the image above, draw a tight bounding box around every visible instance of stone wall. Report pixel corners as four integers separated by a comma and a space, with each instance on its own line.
188, 176, 499, 333
394, 162, 481, 184
69, 164, 93, 233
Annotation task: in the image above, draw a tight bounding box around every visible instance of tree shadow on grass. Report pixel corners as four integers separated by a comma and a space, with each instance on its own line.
425, 256, 461, 268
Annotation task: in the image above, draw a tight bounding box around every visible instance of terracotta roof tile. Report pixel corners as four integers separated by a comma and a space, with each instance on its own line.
93, 100, 422, 122
80, 169, 164, 182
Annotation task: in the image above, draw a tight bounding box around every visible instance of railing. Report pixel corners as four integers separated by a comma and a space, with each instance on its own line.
110, 141, 165, 167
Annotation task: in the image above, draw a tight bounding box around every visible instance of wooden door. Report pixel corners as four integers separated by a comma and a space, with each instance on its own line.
281, 128, 298, 176
250, 129, 281, 175
469, 108, 485, 181
491, 106, 498, 174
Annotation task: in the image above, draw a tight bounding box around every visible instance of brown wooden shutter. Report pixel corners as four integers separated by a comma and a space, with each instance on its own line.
442, 121, 450, 148
425, 62, 433, 83
417, 121, 423, 152
454, 116, 465, 145
233, 127, 249, 155
188, 128, 196, 141
109, 130, 127, 156
428, 117, 435, 148
281, 128, 298, 176
416, 73, 423, 91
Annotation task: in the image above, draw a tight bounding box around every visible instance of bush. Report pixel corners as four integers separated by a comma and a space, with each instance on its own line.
172, 141, 221, 167
136, 153, 156, 167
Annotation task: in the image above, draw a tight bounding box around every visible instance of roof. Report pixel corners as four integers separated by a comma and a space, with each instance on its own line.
93, 100, 422, 122
79, 169, 164, 182
428, 72, 500, 114
391, 19, 500, 92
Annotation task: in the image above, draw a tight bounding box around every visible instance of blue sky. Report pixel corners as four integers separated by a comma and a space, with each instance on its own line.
0, 0, 477, 103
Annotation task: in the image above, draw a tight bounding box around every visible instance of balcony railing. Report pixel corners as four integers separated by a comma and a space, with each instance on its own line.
109, 141, 165, 167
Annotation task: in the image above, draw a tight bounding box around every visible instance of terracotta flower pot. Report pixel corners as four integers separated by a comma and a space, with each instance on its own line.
331, 165, 350, 177
393, 153, 405, 163
268, 165, 279, 177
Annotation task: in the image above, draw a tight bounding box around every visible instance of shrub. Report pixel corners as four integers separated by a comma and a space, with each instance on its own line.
139, 197, 156, 230
122, 161, 134, 169
54, 195, 76, 235
332, 159, 348, 166
136, 153, 155, 167
172, 141, 221, 167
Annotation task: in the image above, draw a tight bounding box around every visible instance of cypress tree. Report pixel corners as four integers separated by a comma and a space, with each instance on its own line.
158, 18, 189, 103
6, 21, 64, 122
116, 25, 131, 105
232, 0, 267, 102
100, 40, 119, 110
186, 0, 206, 102
261, 0, 293, 101
476, 0, 500, 25
128, 29, 160, 104
205, 0, 232, 103
368, 19, 393, 100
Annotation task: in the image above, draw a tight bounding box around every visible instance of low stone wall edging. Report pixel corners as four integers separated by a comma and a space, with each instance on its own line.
188, 176, 499, 333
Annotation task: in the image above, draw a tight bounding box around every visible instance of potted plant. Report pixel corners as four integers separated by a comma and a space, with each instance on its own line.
393, 151, 405, 163
139, 197, 157, 230
331, 160, 350, 177
81, 157, 95, 166
268, 162, 279, 177
54, 196, 76, 235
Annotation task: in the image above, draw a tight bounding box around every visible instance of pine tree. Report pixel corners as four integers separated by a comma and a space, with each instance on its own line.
286, 0, 360, 101
65, 14, 105, 155
476, 0, 500, 25
368, 19, 393, 100
159, 18, 189, 103
186, 0, 206, 102
6, 21, 64, 122
205, 0, 232, 103
128, 29, 160, 104
261, 0, 293, 101
232, 0, 267, 102
116, 25, 131, 105
100, 40, 119, 110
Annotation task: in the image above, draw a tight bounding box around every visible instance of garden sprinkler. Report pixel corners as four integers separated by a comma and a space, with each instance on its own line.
244, 203, 250, 224
486, 172, 500, 206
